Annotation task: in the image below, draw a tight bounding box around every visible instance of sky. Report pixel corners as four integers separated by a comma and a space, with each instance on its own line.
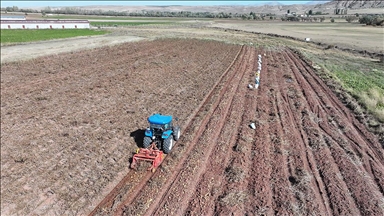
1, 1, 316, 8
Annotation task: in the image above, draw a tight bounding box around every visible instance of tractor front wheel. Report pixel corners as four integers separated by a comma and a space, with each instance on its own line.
143, 136, 152, 148
163, 136, 173, 154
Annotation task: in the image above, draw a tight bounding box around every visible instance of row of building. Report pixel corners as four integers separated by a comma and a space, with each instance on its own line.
1, 15, 90, 29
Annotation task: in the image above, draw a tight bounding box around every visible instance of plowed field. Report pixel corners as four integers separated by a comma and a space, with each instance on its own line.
1, 38, 383, 215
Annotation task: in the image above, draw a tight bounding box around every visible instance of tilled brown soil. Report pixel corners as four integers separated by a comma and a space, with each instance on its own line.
0, 38, 239, 215
1, 38, 384, 215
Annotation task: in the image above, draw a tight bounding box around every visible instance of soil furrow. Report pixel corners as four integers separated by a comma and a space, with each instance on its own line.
117, 45, 244, 215
283, 49, 362, 215
151, 47, 252, 216
87, 44, 244, 216
206, 47, 257, 215
245, 51, 274, 215
284, 49, 384, 215
2, 37, 383, 216
184, 47, 258, 215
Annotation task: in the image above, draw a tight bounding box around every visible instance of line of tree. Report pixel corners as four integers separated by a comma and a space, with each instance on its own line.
281, 16, 325, 22
39, 6, 236, 18
2, 6, 280, 20
241, 12, 276, 20
1, 6, 40, 14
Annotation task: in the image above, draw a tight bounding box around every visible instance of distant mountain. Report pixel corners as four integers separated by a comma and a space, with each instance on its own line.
324, 0, 384, 9
264, 1, 284, 6
305, 1, 330, 5
24, 0, 383, 15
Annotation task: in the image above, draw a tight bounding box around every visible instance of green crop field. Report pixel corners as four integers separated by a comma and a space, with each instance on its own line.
89, 21, 175, 27
43, 15, 213, 22
0, 29, 109, 44
303, 49, 384, 122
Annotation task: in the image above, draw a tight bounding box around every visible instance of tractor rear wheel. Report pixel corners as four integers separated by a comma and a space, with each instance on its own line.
173, 126, 181, 141
163, 136, 173, 154
143, 136, 152, 148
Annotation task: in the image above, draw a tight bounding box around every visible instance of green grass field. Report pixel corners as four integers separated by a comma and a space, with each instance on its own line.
44, 15, 213, 21
304, 50, 384, 122
0, 29, 109, 44
89, 21, 175, 27
331, 63, 384, 121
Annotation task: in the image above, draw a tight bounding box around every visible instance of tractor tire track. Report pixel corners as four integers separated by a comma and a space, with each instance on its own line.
88, 45, 244, 216
183, 47, 258, 215
148, 46, 253, 216
284, 49, 384, 215
119, 45, 248, 216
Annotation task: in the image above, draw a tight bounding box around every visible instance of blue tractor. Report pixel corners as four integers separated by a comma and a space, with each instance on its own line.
143, 113, 181, 154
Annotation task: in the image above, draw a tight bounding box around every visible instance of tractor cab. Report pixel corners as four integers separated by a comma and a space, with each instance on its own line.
131, 113, 181, 172
143, 114, 180, 154
145, 114, 173, 138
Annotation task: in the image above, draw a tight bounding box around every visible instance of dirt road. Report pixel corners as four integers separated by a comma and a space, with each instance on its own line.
1, 34, 145, 63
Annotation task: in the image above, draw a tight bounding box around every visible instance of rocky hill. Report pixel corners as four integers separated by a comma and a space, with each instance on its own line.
20, 1, 384, 16
325, 0, 384, 9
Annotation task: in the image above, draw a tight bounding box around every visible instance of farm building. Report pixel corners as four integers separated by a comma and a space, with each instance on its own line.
0, 19, 90, 29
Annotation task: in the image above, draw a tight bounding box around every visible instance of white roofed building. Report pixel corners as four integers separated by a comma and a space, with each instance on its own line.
1, 19, 90, 29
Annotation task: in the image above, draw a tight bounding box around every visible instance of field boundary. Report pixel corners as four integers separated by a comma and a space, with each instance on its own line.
209, 26, 384, 60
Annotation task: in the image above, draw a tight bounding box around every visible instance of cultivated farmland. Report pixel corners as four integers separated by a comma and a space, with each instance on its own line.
1, 23, 384, 215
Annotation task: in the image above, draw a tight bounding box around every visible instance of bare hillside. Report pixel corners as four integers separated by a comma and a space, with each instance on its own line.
21, 1, 384, 15
325, 0, 384, 9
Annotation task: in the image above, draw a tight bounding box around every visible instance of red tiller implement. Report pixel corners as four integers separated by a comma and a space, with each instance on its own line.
130, 143, 165, 172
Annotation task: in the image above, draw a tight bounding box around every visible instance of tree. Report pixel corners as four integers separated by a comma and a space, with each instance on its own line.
308, 10, 313, 15
330, 18, 335, 23
346, 16, 357, 23
359, 15, 373, 25
360, 15, 384, 26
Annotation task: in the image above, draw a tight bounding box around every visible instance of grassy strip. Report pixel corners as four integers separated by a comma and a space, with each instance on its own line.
44, 15, 210, 21
0, 29, 109, 44
307, 51, 384, 122
332, 66, 384, 121
90, 21, 175, 26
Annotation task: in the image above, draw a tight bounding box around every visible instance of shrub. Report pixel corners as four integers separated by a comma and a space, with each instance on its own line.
372, 16, 384, 26
331, 18, 335, 23
359, 15, 374, 25
346, 16, 357, 23
287, 16, 300, 21
359, 15, 384, 26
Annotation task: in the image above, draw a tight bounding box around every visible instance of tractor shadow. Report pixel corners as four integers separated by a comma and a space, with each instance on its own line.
130, 129, 146, 148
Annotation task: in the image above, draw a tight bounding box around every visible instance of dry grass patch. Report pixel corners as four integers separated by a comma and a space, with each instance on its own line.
219, 191, 247, 207
225, 165, 245, 183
